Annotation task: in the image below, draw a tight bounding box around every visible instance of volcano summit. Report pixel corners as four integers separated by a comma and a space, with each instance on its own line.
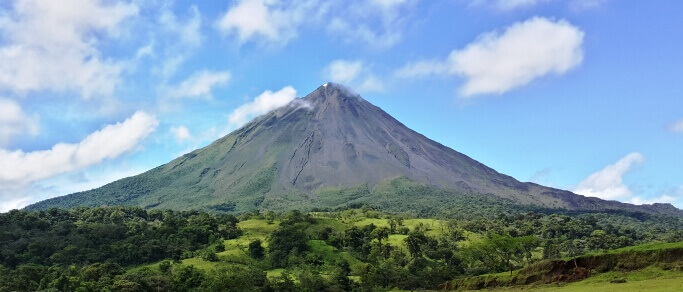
26, 83, 680, 216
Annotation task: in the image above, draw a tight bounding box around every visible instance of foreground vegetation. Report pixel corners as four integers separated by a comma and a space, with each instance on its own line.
1, 206, 682, 291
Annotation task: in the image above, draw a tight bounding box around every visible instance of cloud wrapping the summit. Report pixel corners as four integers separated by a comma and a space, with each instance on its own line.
228, 86, 298, 128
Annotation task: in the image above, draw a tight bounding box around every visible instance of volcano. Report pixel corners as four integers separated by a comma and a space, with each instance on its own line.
26, 83, 680, 216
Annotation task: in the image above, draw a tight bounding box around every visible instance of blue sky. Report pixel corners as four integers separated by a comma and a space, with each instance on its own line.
0, 0, 681, 211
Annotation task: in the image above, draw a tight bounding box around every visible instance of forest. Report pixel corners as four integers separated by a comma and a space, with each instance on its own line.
1, 206, 682, 291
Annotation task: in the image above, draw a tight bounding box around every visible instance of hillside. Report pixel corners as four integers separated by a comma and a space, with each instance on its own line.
2, 207, 682, 291
445, 242, 683, 291
25, 83, 681, 216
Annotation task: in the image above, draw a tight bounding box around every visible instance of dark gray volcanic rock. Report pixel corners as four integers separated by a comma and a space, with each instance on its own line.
26, 83, 681, 216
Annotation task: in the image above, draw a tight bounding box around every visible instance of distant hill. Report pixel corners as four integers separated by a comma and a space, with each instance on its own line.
25, 83, 681, 216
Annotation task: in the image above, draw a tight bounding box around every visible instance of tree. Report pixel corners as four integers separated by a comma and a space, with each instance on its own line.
249, 240, 265, 259
404, 231, 428, 258
389, 219, 398, 233
159, 261, 172, 273
469, 234, 523, 275
564, 239, 586, 268
446, 220, 465, 241
264, 211, 276, 224
268, 224, 308, 267
201, 266, 268, 291
202, 250, 219, 262
372, 227, 390, 247
173, 265, 205, 292
516, 235, 540, 265
488, 234, 522, 275
543, 239, 561, 260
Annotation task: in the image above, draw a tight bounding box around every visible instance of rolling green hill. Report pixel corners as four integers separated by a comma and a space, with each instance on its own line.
2, 206, 682, 291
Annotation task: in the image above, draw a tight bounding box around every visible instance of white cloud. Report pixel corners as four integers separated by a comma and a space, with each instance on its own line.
358, 75, 385, 92
0, 0, 138, 98
0, 111, 158, 187
669, 119, 683, 133
151, 5, 204, 81
228, 86, 297, 128
470, 0, 607, 12
396, 17, 584, 97
326, 0, 413, 48
574, 152, 644, 200
0, 163, 151, 212
166, 70, 231, 99
0, 98, 40, 146
0, 197, 32, 213
216, 0, 318, 45
471, 0, 551, 11
395, 60, 450, 78
570, 0, 608, 11
160, 5, 202, 48
135, 42, 155, 59
326, 60, 364, 84
630, 195, 676, 206
171, 126, 192, 142
216, 0, 413, 48
324, 60, 385, 92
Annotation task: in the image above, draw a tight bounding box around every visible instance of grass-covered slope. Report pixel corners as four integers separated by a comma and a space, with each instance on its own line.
445, 242, 683, 291
2, 206, 682, 291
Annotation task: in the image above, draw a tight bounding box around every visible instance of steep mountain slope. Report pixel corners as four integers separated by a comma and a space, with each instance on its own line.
25, 83, 680, 216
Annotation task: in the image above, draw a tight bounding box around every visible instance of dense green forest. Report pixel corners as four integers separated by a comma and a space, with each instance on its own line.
1, 206, 682, 291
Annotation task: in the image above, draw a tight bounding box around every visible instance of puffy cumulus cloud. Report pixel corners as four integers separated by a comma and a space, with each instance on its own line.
324, 60, 385, 92
668, 119, 683, 133
0, 98, 40, 146
166, 70, 231, 99
0, 111, 158, 187
228, 86, 297, 128
171, 126, 192, 142
0, 0, 138, 98
574, 152, 644, 200
216, 0, 319, 45
396, 17, 584, 97
216, 0, 413, 48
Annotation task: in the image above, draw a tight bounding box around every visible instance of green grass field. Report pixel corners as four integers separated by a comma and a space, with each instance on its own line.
488, 266, 683, 292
